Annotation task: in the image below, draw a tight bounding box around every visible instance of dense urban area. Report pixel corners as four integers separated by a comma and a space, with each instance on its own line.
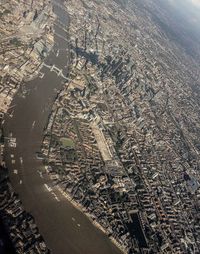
1, 0, 200, 253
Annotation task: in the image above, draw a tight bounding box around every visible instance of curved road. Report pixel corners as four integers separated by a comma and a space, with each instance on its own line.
3, 1, 122, 254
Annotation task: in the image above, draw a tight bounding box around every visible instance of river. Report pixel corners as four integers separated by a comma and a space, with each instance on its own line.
3, 1, 122, 254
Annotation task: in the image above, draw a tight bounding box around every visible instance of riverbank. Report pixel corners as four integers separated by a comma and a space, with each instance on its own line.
56, 186, 127, 254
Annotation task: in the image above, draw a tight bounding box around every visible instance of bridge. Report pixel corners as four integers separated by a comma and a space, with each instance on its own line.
55, 19, 70, 32
42, 63, 84, 88
42, 63, 68, 80
54, 32, 70, 44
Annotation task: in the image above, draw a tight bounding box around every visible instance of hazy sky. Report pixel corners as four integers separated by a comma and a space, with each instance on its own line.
167, 0, 200, 27
155, 0, 200, 58
168, 0, 200, 13
190, 0, 200, 7
169, 0, 200, 7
